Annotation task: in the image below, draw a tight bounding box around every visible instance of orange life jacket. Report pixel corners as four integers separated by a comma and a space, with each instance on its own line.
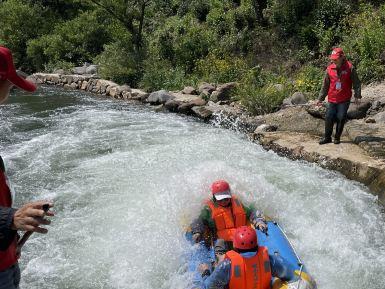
0, 169, 18, 271
327, 60, 353, 104
225, 247, 272, 289
206, 196, 247, 241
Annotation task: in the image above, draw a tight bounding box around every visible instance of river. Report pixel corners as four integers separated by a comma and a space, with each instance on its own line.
1, 86, 384, 289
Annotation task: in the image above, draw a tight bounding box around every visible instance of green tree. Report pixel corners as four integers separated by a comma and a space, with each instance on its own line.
0, 0, 45, 71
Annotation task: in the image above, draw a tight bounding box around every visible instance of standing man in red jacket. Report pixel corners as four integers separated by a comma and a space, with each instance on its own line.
317, 47, 361, 144
0, 46, 54, 289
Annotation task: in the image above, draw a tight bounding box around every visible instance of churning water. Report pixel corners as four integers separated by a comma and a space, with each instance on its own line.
0, 86, 384, 289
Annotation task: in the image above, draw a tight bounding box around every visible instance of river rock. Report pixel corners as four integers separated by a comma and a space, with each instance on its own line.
109, 86, 122, 98
264, 106, 325, 136
86, 65, 98, 75
198, 82, 216, 95
27, 74, 43, 84
372, 111, 385, 123
254, 124, 278, 133
192, 106, 214, 120
130, 89, 149, 101
178, 102, 195, 114
81, 81, 88, 90
121, 91, 132, 99
154, 104, 164, 112
347, 100, 371, 119
147, 90, 175, 104
72, 66, 87, 75
283, 92, 307, 106
210, 82, 237, 102
367, 97, 385, 116
182, 86, 197, 95
164, 100, 181, 112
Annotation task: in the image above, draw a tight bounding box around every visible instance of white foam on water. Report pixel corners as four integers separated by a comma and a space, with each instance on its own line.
0, 86, 384, 289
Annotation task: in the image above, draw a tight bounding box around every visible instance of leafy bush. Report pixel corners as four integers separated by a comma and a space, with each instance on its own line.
0, 0, 45, 70
234, 66, 293, 115
342, 3, 385, 83
294, 64, 323, 99
148, 16, 214, 73
27, 10, 111, 71
95, 37, 142, 86
194, 53, 248, 84
266, 0, 314, 36
140, 59, 189, 92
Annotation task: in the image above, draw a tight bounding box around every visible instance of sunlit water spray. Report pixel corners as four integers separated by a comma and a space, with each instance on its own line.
0, 86, 384, 289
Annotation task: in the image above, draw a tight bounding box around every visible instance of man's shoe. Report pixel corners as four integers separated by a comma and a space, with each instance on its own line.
319, 137, 332, 145
334, 138, 341, 144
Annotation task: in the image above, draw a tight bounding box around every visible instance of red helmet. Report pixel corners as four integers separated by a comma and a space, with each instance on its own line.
211, 180, 230, 195
233, 226, 258, 250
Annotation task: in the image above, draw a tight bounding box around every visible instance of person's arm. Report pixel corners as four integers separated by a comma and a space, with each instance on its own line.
243, 202, 267, 231
269, 253, 296, 281
0, 206, 17, 251
318, 70, 330, 102
196, 259, 231, 289
199, 205, 215, 232
351, 66, 361, 99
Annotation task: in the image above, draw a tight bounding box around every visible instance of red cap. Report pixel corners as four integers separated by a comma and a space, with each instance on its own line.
330, 47, 344, 60
0, 46, 37, 92
233, 226, 258, 250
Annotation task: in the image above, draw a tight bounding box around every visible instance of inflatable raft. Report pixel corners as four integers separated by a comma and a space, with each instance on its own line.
185, 220, 317, 289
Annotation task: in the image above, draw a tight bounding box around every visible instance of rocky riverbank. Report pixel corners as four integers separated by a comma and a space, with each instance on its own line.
30, 73, 385, 205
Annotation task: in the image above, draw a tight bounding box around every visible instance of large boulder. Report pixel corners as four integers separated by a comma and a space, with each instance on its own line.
182, 86, 197, 95
210, 82, 237, 102
164, 100, 181, 112
367, 96, 385, 116
72, 66, 87, 75
192, 106, 214, 120
372, 111, 385, 123
85, 65, 98, 75
198, 82, 216, 96
147, 90, 175, 104
264, 106, 325, 136
347, 100, 371, 119
130, 89, 149, 102
177, 102, 195, 114
282, 91, 307, 106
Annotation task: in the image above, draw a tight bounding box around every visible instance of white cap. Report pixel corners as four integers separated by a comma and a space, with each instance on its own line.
214, 190, 232, 201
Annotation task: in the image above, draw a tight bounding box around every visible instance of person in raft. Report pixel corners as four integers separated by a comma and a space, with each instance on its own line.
196, 226, 294, 289
192, 180, 267, 249
317, 47, 361, 145
0, 45, 54, 289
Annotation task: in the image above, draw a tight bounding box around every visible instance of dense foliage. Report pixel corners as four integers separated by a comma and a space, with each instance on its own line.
1, 0, 384, 114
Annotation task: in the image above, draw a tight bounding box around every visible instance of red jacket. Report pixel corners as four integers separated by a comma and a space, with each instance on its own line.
327, 61, 353, 103
0, 169, 18, 271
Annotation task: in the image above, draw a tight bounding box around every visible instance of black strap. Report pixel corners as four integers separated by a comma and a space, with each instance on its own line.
0, 156, 5, 172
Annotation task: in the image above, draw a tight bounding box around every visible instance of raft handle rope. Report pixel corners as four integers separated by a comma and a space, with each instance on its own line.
275, 223, 304, 289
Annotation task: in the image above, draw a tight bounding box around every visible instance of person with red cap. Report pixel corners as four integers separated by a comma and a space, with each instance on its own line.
196, 226, 294, 289
317, 47, 361, 145
193, 180, 267, 249
0, 46, 54, 289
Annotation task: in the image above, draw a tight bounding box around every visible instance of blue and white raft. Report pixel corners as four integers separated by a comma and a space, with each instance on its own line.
185, 221, 317, 289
